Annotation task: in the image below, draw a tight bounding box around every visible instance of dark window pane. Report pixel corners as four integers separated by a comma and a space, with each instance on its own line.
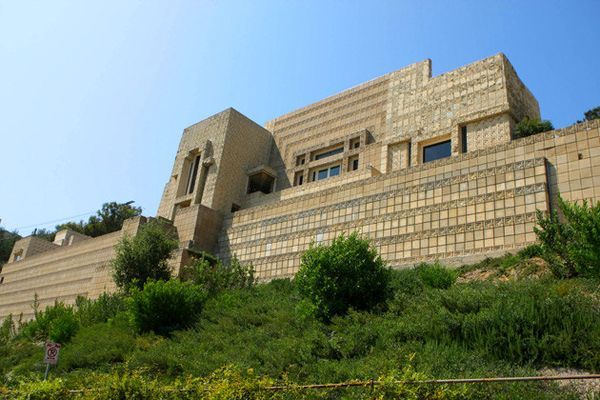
461, 126, 468, 153
330, 165, 340, 176
423, 140, 451, 163
187, 155, 201, 194
315, 147, 344, 160
352, 159, 359, 170
318, 169, 328, 180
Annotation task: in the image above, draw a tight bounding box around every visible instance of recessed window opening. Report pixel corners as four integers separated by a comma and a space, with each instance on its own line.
350, 137, 361, 149
349, 156, 359, 171
294, 171, 304, 186
461, 126, 468, 153
247, 171, 275, 194
314, 147, 343, 161
423, 140, 451, 163
186, 155, 201, 194
296, 155, 306, 166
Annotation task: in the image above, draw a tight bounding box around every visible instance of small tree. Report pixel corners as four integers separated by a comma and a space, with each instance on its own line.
514, 117, 554, 139
578, 106, 600, 123
295, 232, 389, 321
112, 220, 179, 292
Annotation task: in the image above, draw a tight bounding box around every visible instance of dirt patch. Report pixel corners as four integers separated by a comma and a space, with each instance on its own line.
457, 257, 552, 283
538, 368, 600, 399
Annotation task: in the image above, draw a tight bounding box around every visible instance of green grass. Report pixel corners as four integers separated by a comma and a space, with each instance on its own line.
1, 257, 598, 399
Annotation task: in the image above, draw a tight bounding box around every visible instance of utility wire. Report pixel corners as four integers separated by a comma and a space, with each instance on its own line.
8, 211, 97, 232
1, 201, 137, 234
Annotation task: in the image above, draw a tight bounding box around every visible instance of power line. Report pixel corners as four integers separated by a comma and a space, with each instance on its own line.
2, 201, 138, 233
8, 211, 97, 232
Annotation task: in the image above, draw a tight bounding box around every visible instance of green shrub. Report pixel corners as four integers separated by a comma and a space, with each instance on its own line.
129, 279, 207, 335
535, 196, 600, 278
295, 232, 389, 321
514, 117, 554, 139
516, 243, 544, 259
180, 256, 255, 296
20, 301, 79, 344
454, 281, 600, 370
75, 293, 127, 327
112, 219, 179, 292
0, 315, 16, 346
414, 262, 457, 289
59, 316, 136, 370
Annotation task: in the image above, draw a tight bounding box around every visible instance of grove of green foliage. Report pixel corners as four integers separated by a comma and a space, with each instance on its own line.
1, 198, 600, 399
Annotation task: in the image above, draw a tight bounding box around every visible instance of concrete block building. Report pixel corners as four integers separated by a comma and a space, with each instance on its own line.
2, 53, 600, 320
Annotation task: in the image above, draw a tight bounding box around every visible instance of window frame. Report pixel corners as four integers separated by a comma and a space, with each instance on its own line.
422, 139, 452, 163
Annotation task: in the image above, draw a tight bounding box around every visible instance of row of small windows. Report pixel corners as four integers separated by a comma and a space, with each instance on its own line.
295, 134, 362, 167
294, 156, 359, 187
292, 126, 468, 185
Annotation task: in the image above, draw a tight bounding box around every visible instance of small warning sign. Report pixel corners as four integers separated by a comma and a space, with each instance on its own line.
44, 342, 61, 365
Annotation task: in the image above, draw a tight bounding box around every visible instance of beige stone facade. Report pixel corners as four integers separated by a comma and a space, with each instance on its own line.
2, 53, 599, 321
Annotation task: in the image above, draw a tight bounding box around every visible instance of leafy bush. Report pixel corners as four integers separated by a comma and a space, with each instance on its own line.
20, 301, 79, 343
180, 256, 255, 296
0, 315, 16, 346
535, 196, 600, 278
516, 243, 544, 259
75, 293, 127, 327
59, 316, 136, 370
295, 232, 389, 321
112, 219, 179, 292
129, 279, 207, 335
514, 117, 554, 139
454, 281, 600, 370
414, 262, 457, 289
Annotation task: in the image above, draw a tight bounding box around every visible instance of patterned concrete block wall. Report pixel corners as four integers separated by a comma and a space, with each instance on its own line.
0, 217, 147, 321
264, 53, 540, 189
2, 54, 595, 322
217, 120, 600, 280
157, 110, 231, 219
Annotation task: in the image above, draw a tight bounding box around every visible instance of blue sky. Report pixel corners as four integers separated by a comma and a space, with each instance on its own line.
1, 1, 598, 235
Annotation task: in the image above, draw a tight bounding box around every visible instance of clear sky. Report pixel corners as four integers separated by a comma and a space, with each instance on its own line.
1, 1, 599, 235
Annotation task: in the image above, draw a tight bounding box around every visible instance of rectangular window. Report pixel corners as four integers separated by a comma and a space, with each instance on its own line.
461, 126, 468, 153
348, 156, 359, 171
423, 140, 451, 163
314, 147, 343, 161
313, 165, 341, 181
296, 155, 305, 166
186, 155, 201, 194
294, 171, 304, 186
350, 137, 361, 149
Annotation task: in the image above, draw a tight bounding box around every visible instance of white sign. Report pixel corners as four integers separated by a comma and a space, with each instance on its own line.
44, 342, 61, 365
